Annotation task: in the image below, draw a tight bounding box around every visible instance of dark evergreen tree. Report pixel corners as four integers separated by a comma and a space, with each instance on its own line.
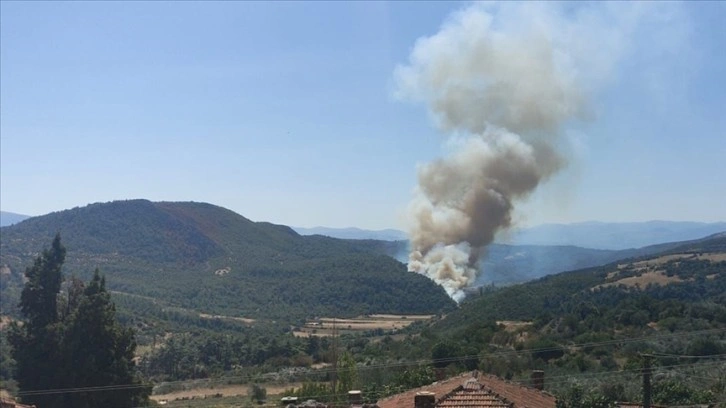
19, 233, 65, 328
9, 235, 150, 407
9, 233, 66, 407
60, 269, 149, 407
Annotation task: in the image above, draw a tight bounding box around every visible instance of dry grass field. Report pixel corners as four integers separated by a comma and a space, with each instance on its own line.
151, 382, 303, 404
292, 314, 434, 338
600, 252, 725, 290
199, 313, 256, 324
599, 271, 683, 289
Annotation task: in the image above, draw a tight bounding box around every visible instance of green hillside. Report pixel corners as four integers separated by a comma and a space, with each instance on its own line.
440, 233, 726, 329
0, 200, 455, 321
357, 234, 726, 406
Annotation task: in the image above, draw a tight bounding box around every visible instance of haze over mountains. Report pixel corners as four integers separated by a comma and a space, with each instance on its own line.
507, 221, 726, 250
293, 226, 408, 242
6, 208, 723, 251
0, 211, 29, 227
294, 221, 726, 250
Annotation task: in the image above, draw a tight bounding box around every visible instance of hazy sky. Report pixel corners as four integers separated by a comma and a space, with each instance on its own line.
1, 1, 724, 230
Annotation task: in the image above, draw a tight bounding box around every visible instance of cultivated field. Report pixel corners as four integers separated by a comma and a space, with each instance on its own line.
292, 314, 434, 337
151, 382, 303, 405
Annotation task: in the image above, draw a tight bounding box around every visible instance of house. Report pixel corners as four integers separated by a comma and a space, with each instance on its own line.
377, 371, 556, 408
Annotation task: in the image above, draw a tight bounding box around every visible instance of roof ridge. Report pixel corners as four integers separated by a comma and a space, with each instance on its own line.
478, 373, 556, 398
377, 372, 473, 403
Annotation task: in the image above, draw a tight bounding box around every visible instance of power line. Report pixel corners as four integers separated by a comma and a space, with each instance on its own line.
649, 352, 726, 359
133, 361, 726, 405
17, 383, 152, 397
516, 360, 726, 388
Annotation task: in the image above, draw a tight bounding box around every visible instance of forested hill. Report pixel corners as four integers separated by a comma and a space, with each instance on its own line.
436, 233, 726, 333
367, 234, 726, 406
0, 200, 455, 320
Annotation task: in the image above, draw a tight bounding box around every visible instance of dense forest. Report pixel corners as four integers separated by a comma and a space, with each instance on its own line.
0, 200, 455, 321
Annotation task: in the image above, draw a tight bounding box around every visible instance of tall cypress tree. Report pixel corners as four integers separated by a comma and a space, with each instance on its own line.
9, 235, 150, 407
9, 233, 66, 407
61, 269, 149, 407
19, 233, 65, 329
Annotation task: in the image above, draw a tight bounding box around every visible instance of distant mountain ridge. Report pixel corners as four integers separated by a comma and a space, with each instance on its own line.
507, 220, 726, 250
295, 221, 726, 250
293, 226, 408, 241
0, 211, 30, 227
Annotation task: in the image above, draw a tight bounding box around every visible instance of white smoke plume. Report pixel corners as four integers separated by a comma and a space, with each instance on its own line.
395, 2, 673, 301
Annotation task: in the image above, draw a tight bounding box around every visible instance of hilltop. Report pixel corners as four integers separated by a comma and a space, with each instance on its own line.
0, 200, 455, 321
293, 226, 407, 241
293, 221, 726, 250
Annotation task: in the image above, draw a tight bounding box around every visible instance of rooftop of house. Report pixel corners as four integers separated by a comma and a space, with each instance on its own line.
377, 371, 556, 408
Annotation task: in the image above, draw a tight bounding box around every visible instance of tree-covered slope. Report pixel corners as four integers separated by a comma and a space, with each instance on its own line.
437, 234, 726, 332
0, 200, 455, 321
357, 234, 726, 406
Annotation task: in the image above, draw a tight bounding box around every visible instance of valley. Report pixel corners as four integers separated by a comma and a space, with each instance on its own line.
1, 201, 724, 408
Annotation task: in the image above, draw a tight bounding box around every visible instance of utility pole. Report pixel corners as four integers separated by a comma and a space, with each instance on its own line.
641, 354, 652, 408
331, 317, 338, 404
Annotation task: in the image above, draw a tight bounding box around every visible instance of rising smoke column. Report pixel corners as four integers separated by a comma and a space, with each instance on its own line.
395, 3, 647, 301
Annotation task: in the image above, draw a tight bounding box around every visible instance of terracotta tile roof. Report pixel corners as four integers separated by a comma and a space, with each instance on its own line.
378, 372, 476, 408
436, 380, 511, 408
475, 373, 555, 408
377, 371, 556, 408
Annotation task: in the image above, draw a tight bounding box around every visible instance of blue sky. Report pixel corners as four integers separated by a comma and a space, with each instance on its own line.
1, 1, 724, 230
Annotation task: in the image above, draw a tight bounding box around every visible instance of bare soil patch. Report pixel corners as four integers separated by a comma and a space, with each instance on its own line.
199, 313, 255, 324
152, 382, 302, 402
497, 320, 532, 332
597, 271, 682, 289
368, 314, 434, 320
699, 253, 726, 262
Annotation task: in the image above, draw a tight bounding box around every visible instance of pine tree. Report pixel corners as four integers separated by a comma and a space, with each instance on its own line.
9, 233, 66, 407
19, 233, 65, 329
60, 269, 149, 407
9, 235, 150, 407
